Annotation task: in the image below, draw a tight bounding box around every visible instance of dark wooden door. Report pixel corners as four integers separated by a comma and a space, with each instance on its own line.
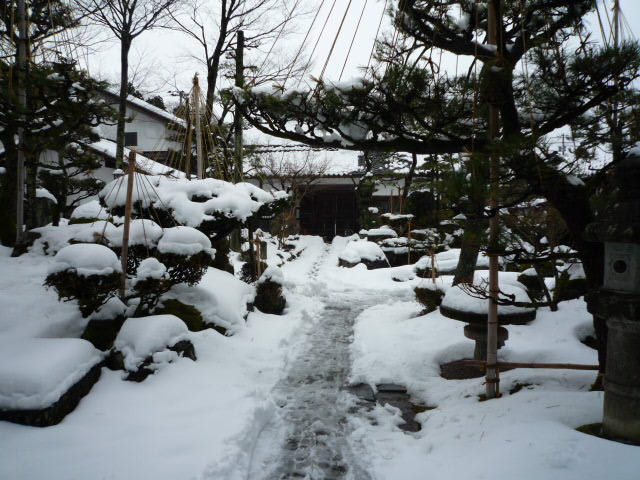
299, 188, 358, 239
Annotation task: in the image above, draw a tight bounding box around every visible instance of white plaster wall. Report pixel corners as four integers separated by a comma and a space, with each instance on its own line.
99, 105, 179, 152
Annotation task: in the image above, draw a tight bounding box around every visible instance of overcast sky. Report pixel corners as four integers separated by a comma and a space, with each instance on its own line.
81, 0, 640, 106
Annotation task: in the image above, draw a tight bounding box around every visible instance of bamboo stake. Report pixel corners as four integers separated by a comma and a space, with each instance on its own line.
184, 96, 193, 179
407, 217, 412, 265
486, 0, 502, 399
462, 359, 599, 371
119, 151, 136, 299
193, 75, 204, 179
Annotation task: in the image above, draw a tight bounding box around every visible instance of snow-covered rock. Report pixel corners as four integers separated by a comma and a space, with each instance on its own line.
48, 243, 121, 277
339, 239, 389, 270
0, 338, 103, 411
113, 315, 191, 372
70, 200, 109, 221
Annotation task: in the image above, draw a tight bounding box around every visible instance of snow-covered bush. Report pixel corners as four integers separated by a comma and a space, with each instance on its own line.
45, 244, 122, 317
99, 176, 289, 242
109, 315, 195, 382
253, 266, 286, 315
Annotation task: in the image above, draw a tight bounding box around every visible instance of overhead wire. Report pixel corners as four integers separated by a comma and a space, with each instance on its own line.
339, 0, 368, 81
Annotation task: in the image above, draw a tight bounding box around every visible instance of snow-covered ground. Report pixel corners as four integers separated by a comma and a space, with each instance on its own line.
1, 237, 639, 479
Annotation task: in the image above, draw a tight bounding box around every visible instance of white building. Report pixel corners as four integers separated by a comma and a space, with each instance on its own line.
97, 90, 185, 164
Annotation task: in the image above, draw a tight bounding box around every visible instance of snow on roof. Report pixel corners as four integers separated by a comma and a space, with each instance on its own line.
244, 127, 361, 176
101, 89, 186, 127
87, 139, 185, 178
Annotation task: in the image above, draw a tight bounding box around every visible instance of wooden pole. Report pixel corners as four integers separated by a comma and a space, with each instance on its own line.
486, 0, 502, 399
193, 75, 204, 179
407, 217, 412, 265
184, 96, 193, 179
119, 151, 136, 299
15, 0, 28, 244
462, 359, 599, 371
234, 30, 245, 183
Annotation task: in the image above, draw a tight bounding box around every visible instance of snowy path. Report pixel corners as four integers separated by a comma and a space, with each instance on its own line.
247, 244, 398, 480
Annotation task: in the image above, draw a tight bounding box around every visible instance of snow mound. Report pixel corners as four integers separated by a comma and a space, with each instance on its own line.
157, 226, 212, 256
107, 219, 163, 248
70, 221, 118, 244
414, 248, 494, 273
441, 283, 534, 315
48, 243, 121, 277
258, 265, 285, 285
71, 200, 108, 221
363, 226, 397, 238
114, 315, 190, 370
339, 239, 387, 264
0, 338, 103, 410
134, 258, 168, 282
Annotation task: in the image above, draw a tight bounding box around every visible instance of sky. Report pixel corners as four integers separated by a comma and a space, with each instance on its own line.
78, 0, 640, 107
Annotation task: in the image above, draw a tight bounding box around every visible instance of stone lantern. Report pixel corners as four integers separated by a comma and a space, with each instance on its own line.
587, 148, 640, 444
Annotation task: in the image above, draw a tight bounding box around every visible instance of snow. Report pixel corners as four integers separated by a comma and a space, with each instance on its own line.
441, 283, 534, 315
70, 200, 108, 220
381, 213, 414, 221
363, 226, 397, 238
36, 187, 57, 204
414, 248, 493, 272
114, 315, 190, 370
0, 338, 102, 410
107, 219, 163, 248
156, 226, 212, 256
166, 267, 254, 334
100, 176, 287, 227
339, 238, 387, 264
257, 265, 284, 285
88, 139, 185, 178
134, 257, 168, 282
48, 243, 121, 277
1, 235, 639, 479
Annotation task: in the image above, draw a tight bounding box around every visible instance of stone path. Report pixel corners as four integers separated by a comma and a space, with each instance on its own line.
248, 248, 386, 480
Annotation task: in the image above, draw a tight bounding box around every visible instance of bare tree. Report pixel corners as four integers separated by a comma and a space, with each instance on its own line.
169, 0, 306, 125
76, 0, 181, 166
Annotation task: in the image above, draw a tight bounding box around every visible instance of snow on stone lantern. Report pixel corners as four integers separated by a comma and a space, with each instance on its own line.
586, 147, 640, 444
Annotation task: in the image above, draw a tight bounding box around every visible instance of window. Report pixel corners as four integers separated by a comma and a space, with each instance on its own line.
124, 132, 138, 147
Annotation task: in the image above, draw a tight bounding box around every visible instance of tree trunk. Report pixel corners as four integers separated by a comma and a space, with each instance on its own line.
452, 214, 484, 286
24, 150, 37, 229
0, 143, 18, 246
116, 38, 132, 168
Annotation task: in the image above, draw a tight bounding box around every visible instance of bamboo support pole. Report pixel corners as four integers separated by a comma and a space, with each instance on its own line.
184, 96, 193, 179
193, 75, 204, 179
119, 151, 136, 299
486, 0, 502, 399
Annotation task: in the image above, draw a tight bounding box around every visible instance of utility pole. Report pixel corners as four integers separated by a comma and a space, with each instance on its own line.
486, 0, 502, 399
193, 74, 204, 179
234, 30, 245, 183
15, 0, 28, 244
